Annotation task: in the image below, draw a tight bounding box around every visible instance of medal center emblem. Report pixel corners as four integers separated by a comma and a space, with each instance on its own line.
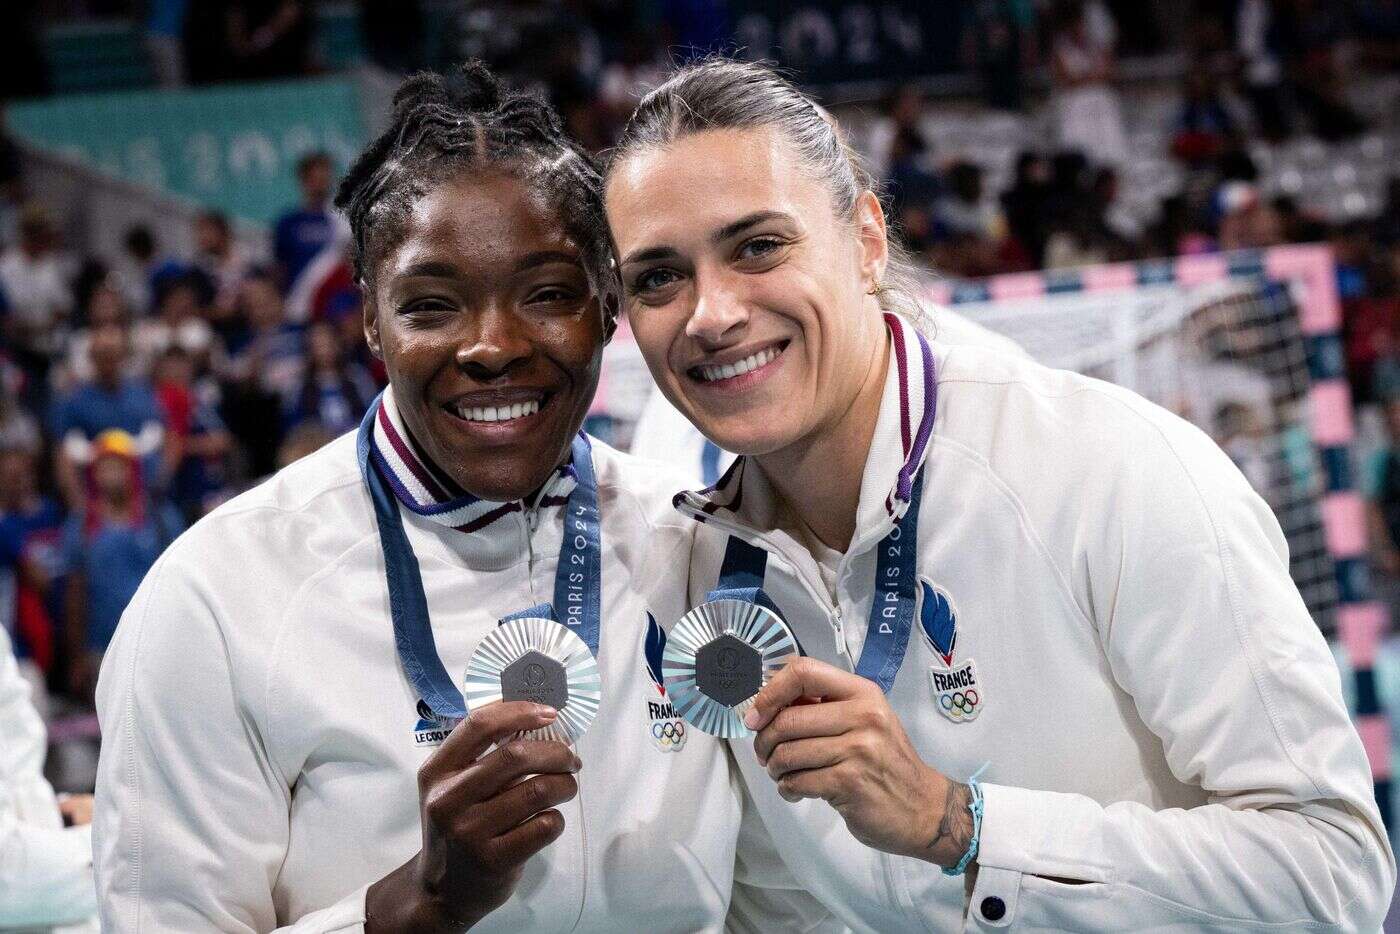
501, 650, 570, 710
695, 634, 763, 707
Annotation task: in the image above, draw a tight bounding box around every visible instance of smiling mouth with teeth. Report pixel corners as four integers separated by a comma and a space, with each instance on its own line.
691, 343, 786, 383
450, 398, 543, 423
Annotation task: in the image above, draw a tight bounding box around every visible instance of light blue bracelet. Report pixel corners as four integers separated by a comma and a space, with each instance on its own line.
941, 775, 985, 878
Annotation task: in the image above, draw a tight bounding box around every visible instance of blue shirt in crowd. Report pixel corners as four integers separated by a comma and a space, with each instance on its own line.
63, 504, 183, 652
274, 208, 336, 289
50, 379, 163, 442
0, 497, 63, 656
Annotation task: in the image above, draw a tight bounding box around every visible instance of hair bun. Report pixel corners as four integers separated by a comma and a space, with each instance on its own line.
390, 61, 501, 118
446, 60, 501, 113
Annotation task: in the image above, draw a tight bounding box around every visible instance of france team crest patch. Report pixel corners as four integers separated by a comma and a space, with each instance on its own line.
919, 579, 957, 666
643, 612, 688, 752
920, 579, 983, 722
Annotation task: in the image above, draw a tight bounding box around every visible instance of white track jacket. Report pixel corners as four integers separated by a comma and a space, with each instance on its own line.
679, 313, 1394, 932
0, 627, 96, 931
93, 412, 747, 932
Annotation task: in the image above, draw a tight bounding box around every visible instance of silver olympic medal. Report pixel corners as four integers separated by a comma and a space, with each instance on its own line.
662, 599, 798, 738
463, 616, 601, 745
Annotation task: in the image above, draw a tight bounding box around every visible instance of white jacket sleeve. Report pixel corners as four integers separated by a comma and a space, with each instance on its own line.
0, 627, 97, 928
94, 550, 371, 933
0, 819, 96, 927
967, 425, 1395, 932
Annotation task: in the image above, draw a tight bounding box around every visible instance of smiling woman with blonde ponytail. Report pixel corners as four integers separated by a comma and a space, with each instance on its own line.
605, 58, 1393, 933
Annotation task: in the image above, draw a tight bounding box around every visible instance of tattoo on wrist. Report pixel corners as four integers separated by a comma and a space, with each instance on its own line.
928, 780, 973, 865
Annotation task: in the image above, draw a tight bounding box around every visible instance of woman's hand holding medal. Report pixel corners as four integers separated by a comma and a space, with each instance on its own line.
365, 702, 581, 932
745, 657, 974, 869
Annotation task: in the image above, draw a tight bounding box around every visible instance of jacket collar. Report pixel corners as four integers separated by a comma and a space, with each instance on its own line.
368, 387, 576, 564
673, 313, 937, 556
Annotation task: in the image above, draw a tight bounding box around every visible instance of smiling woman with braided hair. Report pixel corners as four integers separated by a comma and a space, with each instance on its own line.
91, 62, 804, 933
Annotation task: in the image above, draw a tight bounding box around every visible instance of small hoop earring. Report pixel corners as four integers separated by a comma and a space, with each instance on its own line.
866, 281, 884, 297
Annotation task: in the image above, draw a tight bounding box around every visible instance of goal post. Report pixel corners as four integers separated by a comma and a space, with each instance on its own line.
928, 244, 1392, 827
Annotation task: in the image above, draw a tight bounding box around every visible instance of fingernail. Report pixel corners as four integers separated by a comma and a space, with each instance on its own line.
572, 757, 583, 772
534, 704, 557, 719
743, 709, 760, 729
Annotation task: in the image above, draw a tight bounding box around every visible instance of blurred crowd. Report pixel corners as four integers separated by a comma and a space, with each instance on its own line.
0, 150, 381, 716
0, 0, 1396, 735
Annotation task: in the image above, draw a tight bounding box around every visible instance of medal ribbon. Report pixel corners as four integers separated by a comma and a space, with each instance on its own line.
357, 394, 603, 721
712, 468, 923, 694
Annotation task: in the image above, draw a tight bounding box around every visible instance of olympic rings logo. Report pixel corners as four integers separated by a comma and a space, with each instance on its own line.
938, 689, 980, 719
652, 720, 687, 746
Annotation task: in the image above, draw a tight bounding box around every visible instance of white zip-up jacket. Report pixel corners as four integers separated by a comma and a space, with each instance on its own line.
93, 398, 746, 932
0, 627, 97, 932
678, 313, 1394, 932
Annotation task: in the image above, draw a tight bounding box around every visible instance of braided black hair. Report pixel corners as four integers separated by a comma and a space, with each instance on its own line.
335, 61, 619, 336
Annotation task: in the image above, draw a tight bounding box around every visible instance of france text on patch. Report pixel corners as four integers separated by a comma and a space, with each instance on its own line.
930, 658, 983, 723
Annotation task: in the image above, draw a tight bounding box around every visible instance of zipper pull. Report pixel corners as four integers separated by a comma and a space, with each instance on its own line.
831, 605, 849, 659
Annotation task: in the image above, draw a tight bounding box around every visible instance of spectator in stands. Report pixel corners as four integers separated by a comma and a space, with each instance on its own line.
62, 429, 182, 703
223, 270, 304, 397
1048, 0, 1128, 166
1087, 166, 1139, 249
221, 270, 304, 477
0, 447, 62, 680
325, 287, 385, 385
119, 225, 192, 316
281, 320, 374, 437
0, 204, 73, 412
133, 273, 218, 377
1345, 241, 1400, 405
152, 346, 231, 521
1001, 151, 1053, 264
0, 377, 39, 456
1041, 158, 1132, 268
59, 282, 130, 392
0, 625, 97, 931
1171, 71, 1239, 166
865, 86, 935, 190
936, 161, 1004, 242
1215, 181, 1284, 251
192, 210, 249, 317
274, 151, 339, 291
284, 236, 355, 325
49, 323, 165, 509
